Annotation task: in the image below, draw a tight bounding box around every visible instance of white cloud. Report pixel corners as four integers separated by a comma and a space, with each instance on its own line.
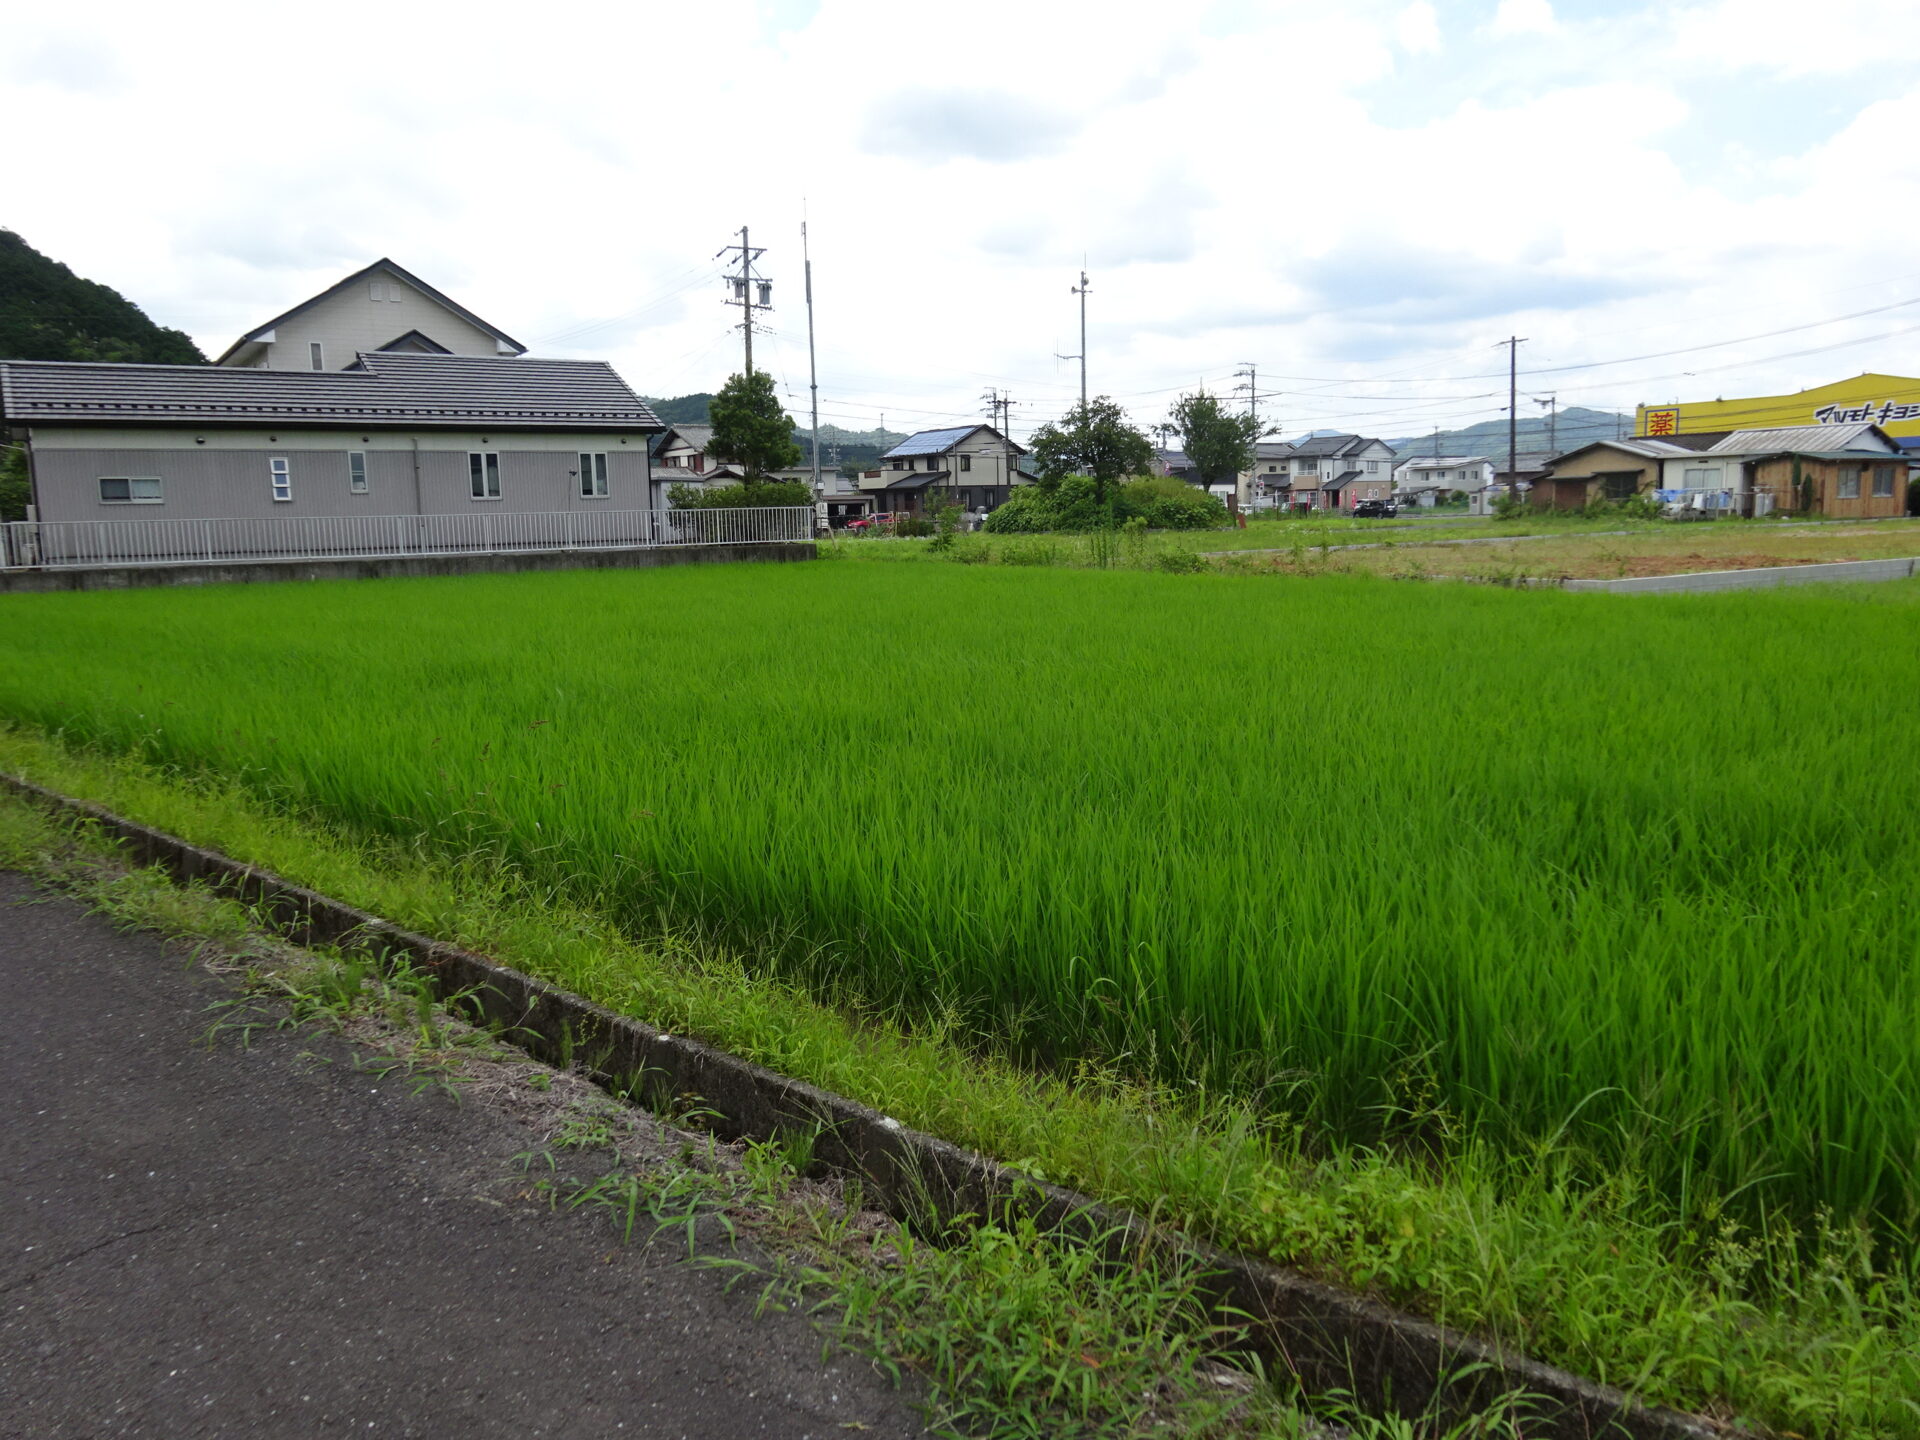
1394, 1, 1442, 53
1489, 0, 1557, 36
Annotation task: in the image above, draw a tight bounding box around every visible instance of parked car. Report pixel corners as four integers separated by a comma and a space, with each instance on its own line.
846, 512, 892, 532
1352, 499, 1399, 518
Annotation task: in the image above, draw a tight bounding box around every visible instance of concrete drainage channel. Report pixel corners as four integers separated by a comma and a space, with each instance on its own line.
1, 773, 1739, 1440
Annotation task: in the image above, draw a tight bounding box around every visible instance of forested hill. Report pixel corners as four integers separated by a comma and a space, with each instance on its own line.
0, 230, 205, 364
641, 393, 715, 425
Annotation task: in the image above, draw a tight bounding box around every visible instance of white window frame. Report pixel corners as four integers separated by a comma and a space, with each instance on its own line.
1837, 464, 1861, 500
308, 341, 325, 371
1871, 463, 1895, 498
469, 451, 502, 501
270, 456, 292, 503
578, 451, 609, 498
348, 451, 369, 494
98, 476, 163, 505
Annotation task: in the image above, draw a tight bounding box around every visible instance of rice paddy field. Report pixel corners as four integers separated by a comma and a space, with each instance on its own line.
2, 561, 1917, 1250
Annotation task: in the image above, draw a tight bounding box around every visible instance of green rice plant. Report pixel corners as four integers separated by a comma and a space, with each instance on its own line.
3, 749, 1916, 1434
0, 564, 1917, 1253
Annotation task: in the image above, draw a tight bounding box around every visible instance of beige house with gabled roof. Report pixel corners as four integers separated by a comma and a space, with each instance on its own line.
215, 259, 526, 372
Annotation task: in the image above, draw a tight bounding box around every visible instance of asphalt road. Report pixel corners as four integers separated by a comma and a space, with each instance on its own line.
0, 871, 929, 1440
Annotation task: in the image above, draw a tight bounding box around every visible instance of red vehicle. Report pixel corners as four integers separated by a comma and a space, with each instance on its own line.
846, 511, 893, 531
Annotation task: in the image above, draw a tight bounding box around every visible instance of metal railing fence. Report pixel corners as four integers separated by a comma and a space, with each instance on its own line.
0, 507, 815, 570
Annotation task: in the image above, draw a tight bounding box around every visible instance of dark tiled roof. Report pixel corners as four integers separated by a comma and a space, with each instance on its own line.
0, 352, 663, 432
1290, 433, 1371, 459
214, 258, 526, 365
880, 471, 947, 490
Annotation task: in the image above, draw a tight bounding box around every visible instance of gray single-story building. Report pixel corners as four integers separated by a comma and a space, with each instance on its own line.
0, 351, 665, 523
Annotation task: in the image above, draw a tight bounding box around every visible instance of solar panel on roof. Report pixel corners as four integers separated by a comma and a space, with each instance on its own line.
882, 425, 979, 458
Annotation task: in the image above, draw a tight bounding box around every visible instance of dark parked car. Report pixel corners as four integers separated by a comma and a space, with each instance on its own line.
1352, 499, 1399, 518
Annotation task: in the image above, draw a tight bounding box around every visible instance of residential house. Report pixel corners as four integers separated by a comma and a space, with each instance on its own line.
869, 425, 1028, 515
216, 258, 526, 372
651, 423, 748, 500
2, 352, 663, 525
1283, 435, 1395, 511
1656, 423, 1905, 517
1241, 441, 1297, 509
1528, 440, 1695, 509
1392, 456, 1493, 507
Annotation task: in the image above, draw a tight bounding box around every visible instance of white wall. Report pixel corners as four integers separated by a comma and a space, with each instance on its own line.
231, 271, 511, 370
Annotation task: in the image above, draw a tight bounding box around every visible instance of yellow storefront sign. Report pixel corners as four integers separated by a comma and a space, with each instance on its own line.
1636, 372, 1920, 440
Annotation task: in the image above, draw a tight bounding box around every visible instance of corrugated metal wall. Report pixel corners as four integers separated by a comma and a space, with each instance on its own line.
33, 445, 652, 522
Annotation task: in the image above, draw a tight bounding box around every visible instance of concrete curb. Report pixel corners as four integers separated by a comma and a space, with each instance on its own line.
0, 773, 1740, 1440
0, 541, 817, 593
1561, 556, 1919, 593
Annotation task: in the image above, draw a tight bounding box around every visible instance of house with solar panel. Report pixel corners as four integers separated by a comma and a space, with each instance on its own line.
869, 425, 1029, 517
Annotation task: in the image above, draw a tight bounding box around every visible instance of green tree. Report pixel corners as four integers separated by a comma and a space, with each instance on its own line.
708, 370, 803, 480
1169, 389, 1262, 489
1026, 397, 1155, 503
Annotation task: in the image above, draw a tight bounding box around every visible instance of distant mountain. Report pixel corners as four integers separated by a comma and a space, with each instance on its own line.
0, 230, 204, 364
642, 392, 715, 426
1385, 406, 1632, 467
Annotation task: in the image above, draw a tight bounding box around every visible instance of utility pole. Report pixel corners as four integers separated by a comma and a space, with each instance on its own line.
1233, 363, 1260, 426
803, 218, 820, 494
1534, 394, 1558, 457
1075, 270, 1090, 410
1432, 427, 1441, 460
981, 387, 1017, 437
1503, 335, 1527, 501
718, 227, 770, 376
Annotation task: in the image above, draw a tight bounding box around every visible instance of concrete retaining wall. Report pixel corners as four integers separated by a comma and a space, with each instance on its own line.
1563, 556, 1918, 594
0, 773, 1736, 1440
0, 541, 816, 593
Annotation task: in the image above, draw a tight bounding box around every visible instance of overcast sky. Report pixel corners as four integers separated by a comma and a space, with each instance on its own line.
8, 0, 1920, 443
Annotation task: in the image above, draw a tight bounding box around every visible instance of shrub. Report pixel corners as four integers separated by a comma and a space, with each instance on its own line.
668, 479, 814, 510
929, 499, 962, 553
1115, 475, 1229, 530
983, 477, 1112, 533
984, 474, 1228, 534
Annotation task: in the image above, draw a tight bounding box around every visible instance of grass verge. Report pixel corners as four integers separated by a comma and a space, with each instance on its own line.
0, 781, 1525, 1440
1, 729, 1914, 1437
